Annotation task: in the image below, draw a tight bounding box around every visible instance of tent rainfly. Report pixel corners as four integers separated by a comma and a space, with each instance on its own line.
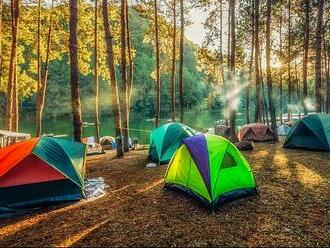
283, 114, 330, 151
164, 134, 257, 209
149, 123, 198, 163
0, 137, 86, 213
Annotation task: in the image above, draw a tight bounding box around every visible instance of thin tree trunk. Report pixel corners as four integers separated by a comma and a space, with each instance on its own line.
327, 44, 330, 113
287, 0, 292, 120
266, 0, 278, 141
229, 0, 237, 142
69, 0, 83, 142
12, 55, 18, 132
125, 0, 133, 124
154, 0, 161, 127
302, 0, 310, 115
279, 8, 283, 124
37, 4, 53, 137
93, 0, 100, 143
102, 0, 123, 157
36, 0, 42, 136
6, 0, 19, 131
219, 0, 225, 85
315, 0, 323, 113
260, 46, 268, 125
247, 0, 254, 124
179, 0, 184, 123
254, 0, 261, 123
170, 0, 176, 122
120, 0, 129, 151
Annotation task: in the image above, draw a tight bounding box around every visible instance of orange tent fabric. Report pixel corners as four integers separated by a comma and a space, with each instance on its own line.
0, 138, 39, 178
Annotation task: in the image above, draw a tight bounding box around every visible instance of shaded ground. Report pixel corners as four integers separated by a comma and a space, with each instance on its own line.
0, 143, 329, 247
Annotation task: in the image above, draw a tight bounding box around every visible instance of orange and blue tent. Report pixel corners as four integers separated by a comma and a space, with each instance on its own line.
0, 137, 86, 213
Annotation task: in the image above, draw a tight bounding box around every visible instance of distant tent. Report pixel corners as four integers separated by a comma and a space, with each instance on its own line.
164, 134, 257, 209
238, 123, 274, 142
283, 114, 330, 151
149, 123, 198, 163
277, 125, 291, 136
214, 125, 231, 139
0, 137, 86, 213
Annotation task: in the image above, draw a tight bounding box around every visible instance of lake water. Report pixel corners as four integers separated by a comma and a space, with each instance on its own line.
4, 111, 248, 144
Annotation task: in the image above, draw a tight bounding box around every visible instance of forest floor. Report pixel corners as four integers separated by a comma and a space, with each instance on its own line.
0, 142, 329, 247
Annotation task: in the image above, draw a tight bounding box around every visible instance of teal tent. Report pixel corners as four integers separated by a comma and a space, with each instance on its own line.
149, 123, 198, 163
0, 137, 86, 213
283, 114, 330, 151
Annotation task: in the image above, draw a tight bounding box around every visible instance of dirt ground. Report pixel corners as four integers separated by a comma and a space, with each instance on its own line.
0, 142, 329, 247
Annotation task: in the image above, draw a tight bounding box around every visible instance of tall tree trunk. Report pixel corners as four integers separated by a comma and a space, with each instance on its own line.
260, 46, 267, 124
102, 0, 123, 157
302, 0, 310, 115
315, 0, 323, 112
170, 0, 176, 122
36, 0, 42, 136
179, 0, 184, 123
266, 0, 278, 141
93, 0, 100, 143
69, 0, 83, 142
120, 0, 129, 151
154, 0, 161, 127
247, 0, 255, 124
327, 44, 330, 113
287, 0, 292, 120
279, 8, 283, 124
219, 0, 225, 85
254, 0, 261, 123
126, 0, 133, 124
6, 0, 19, 131
229, 0, 237, 142
36, 3, 53, 137
12, 56, 18, 132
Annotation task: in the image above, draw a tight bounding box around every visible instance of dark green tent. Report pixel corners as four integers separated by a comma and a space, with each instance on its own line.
149, 123, 198, 163
283, 114, 330, 151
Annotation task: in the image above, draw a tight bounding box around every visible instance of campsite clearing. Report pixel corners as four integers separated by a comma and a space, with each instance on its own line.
0, 142, 329, 247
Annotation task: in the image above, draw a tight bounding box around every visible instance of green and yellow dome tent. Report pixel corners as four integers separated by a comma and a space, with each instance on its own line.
164, 134, 257, 209
0, 137, 86, 213
149, 123, 198, 163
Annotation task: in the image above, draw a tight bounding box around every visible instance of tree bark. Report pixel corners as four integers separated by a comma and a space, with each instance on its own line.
154, 0, 161, 127
170, 0, 176, 122
279, 8, 283, 124
36, 3, 53, 137
327, 44, 330, 113
254, 0, 261, 123
287, 0, 292, 120
247, 0, 254, 124
266, 0, 278, 141
302, 0, 310, 115
229, 0, 237, 142
219, 0, 225, 85
69, 0, 83, 142
179, 0, 184, 123
126, 0, 133, 125
102, 0, 123, 157
12, 56, 18, 132
315, 0, 323, 113
120, 0, 129, 151
6, 0, 19, 131
93, 0, 100, 143
36, 0, 42, 136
